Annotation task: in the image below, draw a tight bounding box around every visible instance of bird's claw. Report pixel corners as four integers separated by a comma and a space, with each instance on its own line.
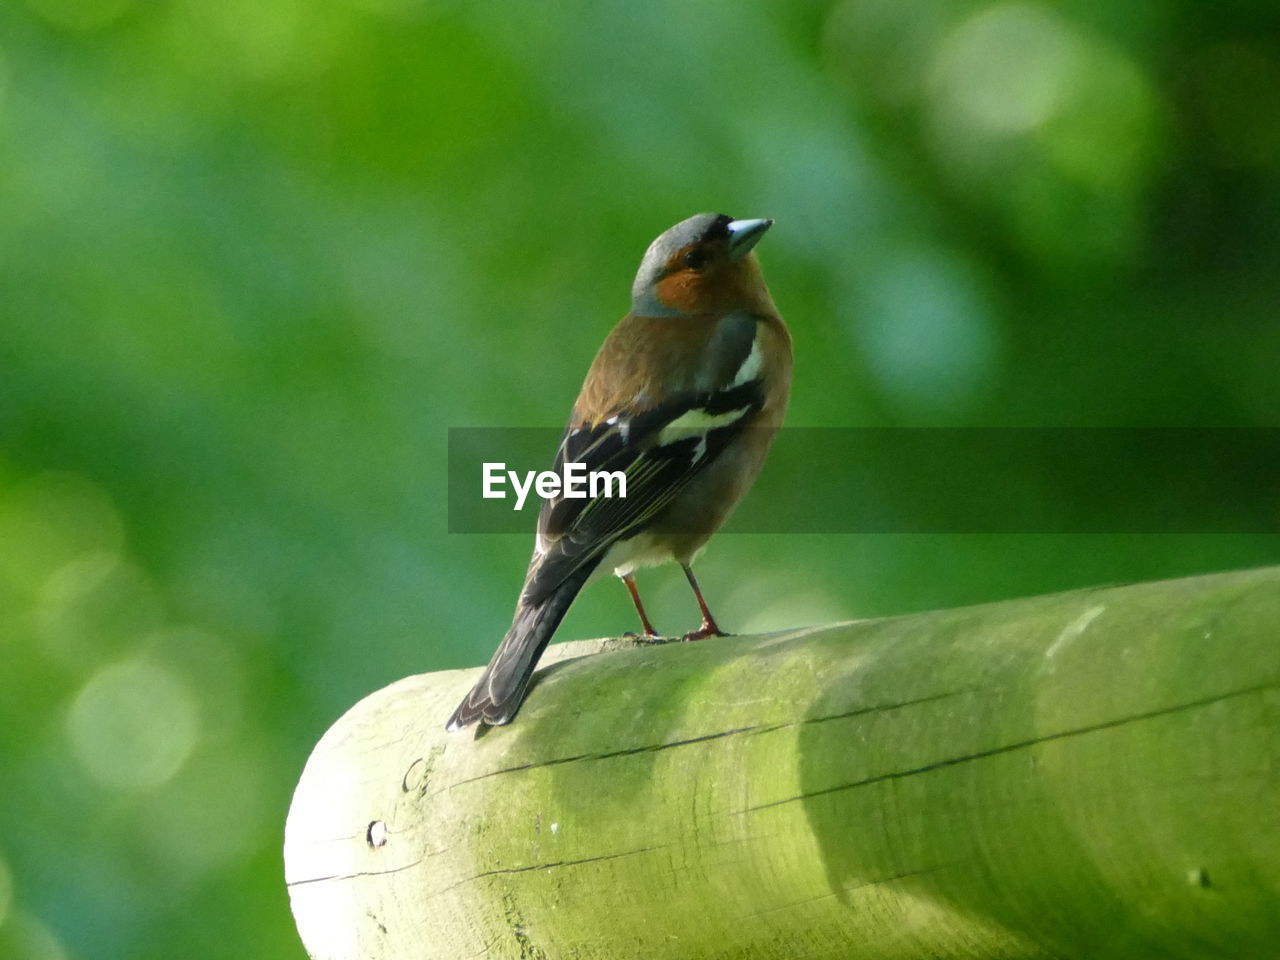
680, 625, 730, 643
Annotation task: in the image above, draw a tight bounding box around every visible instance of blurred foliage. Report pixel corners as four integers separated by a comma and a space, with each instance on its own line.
0, 0, 1278, 957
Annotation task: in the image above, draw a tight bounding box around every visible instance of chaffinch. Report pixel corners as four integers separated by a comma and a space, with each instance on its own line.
447, 213, 792, 731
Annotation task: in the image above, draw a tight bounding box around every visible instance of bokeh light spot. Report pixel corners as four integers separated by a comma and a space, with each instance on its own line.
932, 3, 1078, 136
924, 3, 1158, 265
1038, 43, 1156, 191
66, 658, 199, 792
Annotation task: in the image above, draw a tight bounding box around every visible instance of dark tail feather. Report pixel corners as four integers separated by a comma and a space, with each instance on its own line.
446, 564, 594, 731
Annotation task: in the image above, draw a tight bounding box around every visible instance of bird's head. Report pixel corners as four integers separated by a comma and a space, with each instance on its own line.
631, 213, 775, 318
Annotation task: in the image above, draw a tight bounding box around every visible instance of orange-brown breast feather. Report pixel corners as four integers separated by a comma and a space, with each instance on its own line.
654, 249, 777, 317
574, 251, 787, 426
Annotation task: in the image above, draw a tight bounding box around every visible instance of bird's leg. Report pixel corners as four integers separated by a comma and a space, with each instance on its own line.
621, 573, 662, 639
681, 564, 728, 642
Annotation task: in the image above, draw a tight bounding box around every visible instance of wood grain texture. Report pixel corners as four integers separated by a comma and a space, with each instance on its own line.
285, 568, 1280, 959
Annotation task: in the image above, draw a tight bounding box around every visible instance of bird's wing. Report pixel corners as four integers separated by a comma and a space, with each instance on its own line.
520, 378, 765, 606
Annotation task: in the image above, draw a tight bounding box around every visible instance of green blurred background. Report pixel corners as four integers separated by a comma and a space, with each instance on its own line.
1, 0, 1278, 957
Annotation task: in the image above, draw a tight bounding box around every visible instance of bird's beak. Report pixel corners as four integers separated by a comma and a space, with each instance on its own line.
726, 218, 774, 261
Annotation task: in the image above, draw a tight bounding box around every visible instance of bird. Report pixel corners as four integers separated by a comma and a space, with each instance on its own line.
447, 212, 792, 731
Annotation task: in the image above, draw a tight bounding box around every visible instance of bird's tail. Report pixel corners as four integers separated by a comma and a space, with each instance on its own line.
446, 563, 594, 731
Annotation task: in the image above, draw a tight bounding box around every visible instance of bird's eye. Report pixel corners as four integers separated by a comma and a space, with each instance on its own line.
682, 248, 709, 271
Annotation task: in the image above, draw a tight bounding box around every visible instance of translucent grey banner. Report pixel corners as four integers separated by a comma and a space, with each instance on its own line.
448, 428, 1280, 534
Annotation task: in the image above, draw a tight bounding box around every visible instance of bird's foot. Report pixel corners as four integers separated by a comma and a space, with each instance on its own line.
680, 622, 729, 643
